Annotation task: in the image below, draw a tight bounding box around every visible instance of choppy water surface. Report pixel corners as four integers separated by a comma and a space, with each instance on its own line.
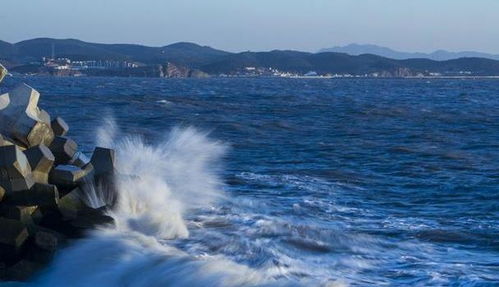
1, 77, 498, 286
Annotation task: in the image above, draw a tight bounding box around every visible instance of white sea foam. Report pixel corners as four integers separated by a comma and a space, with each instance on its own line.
26, 122, 285, 287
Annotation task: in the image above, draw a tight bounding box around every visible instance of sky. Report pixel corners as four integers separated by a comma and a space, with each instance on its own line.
1, 0, 499, 53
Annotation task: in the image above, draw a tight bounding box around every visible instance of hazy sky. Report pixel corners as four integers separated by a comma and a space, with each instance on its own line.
1, 0, 498, 53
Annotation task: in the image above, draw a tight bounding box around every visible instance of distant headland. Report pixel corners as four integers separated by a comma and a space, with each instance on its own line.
2, 38, 499, 78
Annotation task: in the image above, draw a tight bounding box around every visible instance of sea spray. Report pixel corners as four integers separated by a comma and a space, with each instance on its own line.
26, 125, 277, 286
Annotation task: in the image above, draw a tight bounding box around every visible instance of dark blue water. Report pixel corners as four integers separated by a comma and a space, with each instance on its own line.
2, 77, 498, 286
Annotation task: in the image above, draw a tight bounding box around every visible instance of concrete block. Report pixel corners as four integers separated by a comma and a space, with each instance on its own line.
90, 147, 115, 176
6, 259, 41, 281
23, 144, 55, 184
57, 187, 85, 220
0, 205, 37, 224
0, 134, 15, 147
35, 231, 58, 252
0, 84, 54, 147
22, 227, 66, 264
50, 116, 69, 137
69, 151, 90, 168
38, 109, 51, 125
0, 145, 34, 192
0, 63, 6, 83
0, 218, 29, 260
4, 183, 59, 207
49, 164, 93, 189
49, 136, 77, 165
69, 207, 114, 231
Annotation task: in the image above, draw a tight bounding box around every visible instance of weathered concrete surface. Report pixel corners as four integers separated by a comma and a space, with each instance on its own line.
0, 145, 34, 192
38, 109, 51, 125
23, 145, 55, 184
0, 218, 29, 260
0, 135, 14, 147
56, 187, 84, 221
0, 64, 6, 83
49, 164, 93, 189
70, 151, 90, 168
3, 183, 59, 207
0, 206, 37, 224
90, 147, 115, 176
0, 84, 54, 147
49, 136, 77, 165
50, 117, 69, 137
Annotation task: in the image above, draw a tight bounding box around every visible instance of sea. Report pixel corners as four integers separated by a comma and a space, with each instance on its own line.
0, 76, 498, 286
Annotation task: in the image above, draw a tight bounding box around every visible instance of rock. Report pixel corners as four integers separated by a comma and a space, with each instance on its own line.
0, 84, 54, 147
0, 218, 29, 260
3, 183, 59, 207
0, 206, 37, 224
38, 109, 51, 125
69, 207, 114, 230
27, 231, 58, 264
49, 136, 77, 165
30, 208, 44, 226
35, 231, 58, 252
57, 187, 85, 220
0, 145, 34, 192
50, 117, 69, 137
69, 151, 90, 168
6, 259, 41, 281
90, 147, 115, 176
0, 64, 6, 83
0, 134, 15, 147
48, 164, 93, 189
23, 144, 55, 184
0, 186, 4, 202
22, 226, 66, 264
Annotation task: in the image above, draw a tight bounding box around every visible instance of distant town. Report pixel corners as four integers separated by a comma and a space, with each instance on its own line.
2, 38, 499, 78
8, 56, 484, 79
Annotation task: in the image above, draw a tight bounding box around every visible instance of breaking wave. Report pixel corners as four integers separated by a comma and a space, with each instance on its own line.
24, 123, 295, 287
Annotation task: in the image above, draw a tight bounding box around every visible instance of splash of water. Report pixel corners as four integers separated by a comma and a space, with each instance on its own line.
25, 123, 280, 286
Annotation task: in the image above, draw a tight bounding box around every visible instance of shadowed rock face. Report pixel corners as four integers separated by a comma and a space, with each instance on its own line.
0, 63, 117, 282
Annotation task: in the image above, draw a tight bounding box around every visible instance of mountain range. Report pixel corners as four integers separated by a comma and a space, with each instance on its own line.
2, 38, 499, 77
320, 44, 499, 61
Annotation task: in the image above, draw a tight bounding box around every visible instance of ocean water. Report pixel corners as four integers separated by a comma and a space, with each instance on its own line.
0, 77, 498, 286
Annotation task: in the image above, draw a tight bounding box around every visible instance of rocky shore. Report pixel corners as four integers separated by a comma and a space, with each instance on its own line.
0, 63, 116, 281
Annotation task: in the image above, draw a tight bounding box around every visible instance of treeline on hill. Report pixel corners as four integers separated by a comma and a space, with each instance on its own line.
2, 38, 499, 76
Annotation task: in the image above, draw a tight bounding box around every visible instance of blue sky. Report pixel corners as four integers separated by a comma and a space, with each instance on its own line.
1, 0, 498, 53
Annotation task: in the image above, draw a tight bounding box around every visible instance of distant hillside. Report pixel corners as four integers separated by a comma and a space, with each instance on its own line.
201, 51, 499, 76
320, 44, 499, 61
2, 38, 499, 77
0, 38, 231, 68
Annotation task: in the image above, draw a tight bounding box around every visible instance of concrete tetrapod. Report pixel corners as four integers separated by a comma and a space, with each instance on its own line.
49, 136, 77, 165
50, 117, 69, 137
23, 145, 55, 184
0, 218, 29, 261
0, 64, 6, 83
0, 145, 34, 192
3, 183, 59, 207
0, 84, 54, 147
48, 164, 94, 190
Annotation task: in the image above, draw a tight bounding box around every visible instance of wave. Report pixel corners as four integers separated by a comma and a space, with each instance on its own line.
15, 123, 324, 287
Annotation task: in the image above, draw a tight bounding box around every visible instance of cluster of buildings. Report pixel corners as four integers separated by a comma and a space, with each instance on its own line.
42, 57, 139, 72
